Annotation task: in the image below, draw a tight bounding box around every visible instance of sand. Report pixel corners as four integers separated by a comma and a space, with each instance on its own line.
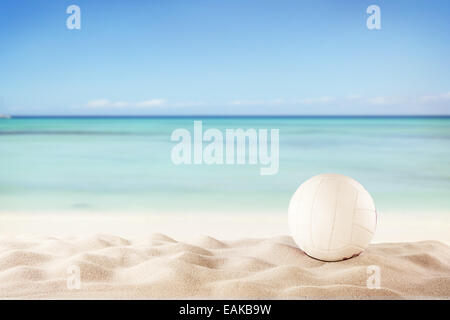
1, 211, 450, 243
0, 233, 449, 299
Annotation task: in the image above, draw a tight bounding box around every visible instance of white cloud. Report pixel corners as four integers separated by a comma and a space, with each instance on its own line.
228, 97, 336, 106
298, 96, 335, 104
366, 96, 391, 105
363, 92, 450, 106
84, 91, 450, 112
365, 96, 406, 106
86, 99, 110, 107
86, 99, 166, 108
346, 94, 362, 101
171, 101, 208, 107
135, 99, 166, 107
228, 99, 285, 106
419, 92, 450, 103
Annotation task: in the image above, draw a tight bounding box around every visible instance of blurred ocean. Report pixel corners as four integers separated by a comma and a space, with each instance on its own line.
0, 117, 449, 216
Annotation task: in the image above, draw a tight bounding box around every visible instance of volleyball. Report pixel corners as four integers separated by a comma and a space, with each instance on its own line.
288, 173, 377, 261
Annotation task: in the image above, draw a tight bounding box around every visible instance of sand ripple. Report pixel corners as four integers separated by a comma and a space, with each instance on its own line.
0, 234, 448, 299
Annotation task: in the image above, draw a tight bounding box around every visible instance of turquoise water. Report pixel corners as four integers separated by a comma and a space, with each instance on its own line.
0, 117, 449, 215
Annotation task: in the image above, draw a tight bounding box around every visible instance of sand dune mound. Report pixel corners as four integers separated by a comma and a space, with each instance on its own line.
0, 234, 448, 299
189, 235, 228, 249
148, 233, 177, 243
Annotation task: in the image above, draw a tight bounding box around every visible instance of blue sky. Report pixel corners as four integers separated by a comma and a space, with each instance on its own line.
1, 0, 449, 115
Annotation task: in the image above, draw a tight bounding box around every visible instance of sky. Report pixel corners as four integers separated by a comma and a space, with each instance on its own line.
1, 0, 450, 115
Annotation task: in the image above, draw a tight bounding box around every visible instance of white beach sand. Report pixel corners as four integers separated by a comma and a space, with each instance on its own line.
0, 213, 449, 299
0, 234, 449, 299
1, 211, 449, 242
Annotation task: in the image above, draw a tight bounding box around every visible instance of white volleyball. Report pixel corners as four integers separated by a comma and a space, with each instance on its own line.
288, 173, 377, 261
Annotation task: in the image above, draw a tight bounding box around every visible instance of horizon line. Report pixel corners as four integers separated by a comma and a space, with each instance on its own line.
4, 115, 450, 119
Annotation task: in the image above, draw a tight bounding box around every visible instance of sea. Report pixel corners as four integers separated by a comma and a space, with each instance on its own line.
0, 116, 449, 218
